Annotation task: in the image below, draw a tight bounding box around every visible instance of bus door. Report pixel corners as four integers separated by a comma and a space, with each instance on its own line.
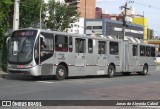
109, 42, 120, 71
132, 45, 139, 71
35, 33, 54, 75
98, 41, 106, 67
75, 38, 86, 67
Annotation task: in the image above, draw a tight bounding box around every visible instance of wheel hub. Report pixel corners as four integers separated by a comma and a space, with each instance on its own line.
58, 69, 64, 77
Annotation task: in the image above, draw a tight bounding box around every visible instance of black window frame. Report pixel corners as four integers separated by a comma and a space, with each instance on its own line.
132, 45, 138, 56
75, 38, 86, 53
146, 46, 151, 57
55, 35, 68, 52
140, 45, 145, 56
88, 39, 93, 54
69, 36, 73, 52
151, 47, 155, 57
98, 41, 106, 54
109, 42, 119, 55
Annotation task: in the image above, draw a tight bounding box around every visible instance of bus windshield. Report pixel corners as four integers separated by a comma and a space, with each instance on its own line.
8, 30, 37, 64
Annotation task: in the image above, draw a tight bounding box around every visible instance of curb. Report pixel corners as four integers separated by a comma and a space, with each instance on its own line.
0, 71, 8, 78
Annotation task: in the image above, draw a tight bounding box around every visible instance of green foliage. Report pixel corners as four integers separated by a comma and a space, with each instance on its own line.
0, 0, 13, 70
45, 0, 79, 31
0, 0, 13, 48
19, 0, 46, 28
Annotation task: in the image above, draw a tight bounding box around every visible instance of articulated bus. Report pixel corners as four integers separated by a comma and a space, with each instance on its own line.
7, 28, 157, 80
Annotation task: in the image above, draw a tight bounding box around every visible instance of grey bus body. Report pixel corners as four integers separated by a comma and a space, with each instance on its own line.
7, 28, 157, 80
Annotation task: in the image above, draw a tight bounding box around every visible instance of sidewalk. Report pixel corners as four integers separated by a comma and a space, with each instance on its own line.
0, 70, 8, 78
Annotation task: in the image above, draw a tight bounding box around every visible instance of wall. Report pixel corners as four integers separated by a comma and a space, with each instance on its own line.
132, 17, 148, 41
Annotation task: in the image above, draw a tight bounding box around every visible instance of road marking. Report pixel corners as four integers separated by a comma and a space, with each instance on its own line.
36, 81, 54, 84
0, 85, 19, 88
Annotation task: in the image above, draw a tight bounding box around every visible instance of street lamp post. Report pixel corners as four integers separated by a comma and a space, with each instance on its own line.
40, 0, 43, 29
13, 0, 20, 31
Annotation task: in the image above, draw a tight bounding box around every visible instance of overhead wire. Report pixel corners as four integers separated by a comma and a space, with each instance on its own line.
133, 1, 160, 10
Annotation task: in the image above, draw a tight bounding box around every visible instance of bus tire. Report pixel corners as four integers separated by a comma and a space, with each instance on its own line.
108, 65, 115, 78
141, 65, 148, 76
55, 65, 67, 80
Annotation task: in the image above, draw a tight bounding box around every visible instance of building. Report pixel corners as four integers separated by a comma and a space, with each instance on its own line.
65, 17, 84, 34
65, 0, 96, 19
85, 19, 144, 39
132, 17, 148, 41
95, 7, 111, 19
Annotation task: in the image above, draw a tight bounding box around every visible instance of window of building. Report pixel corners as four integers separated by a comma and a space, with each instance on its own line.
140, 45, 145, 56
70, 24, 73, 28
132, 45, 138, 56
146, 46, 151, 57
86, 26, 92, 29
109, 42, 119, 55
93, 26, 102, 29
75, 38, 85, 53
55, 35, 68, 52
98, 41, 106, 54
151, 47, 155, 57
88, 39, 93, 53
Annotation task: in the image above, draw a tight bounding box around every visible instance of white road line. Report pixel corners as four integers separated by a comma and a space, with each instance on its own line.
0, 85, 19, 88
36, 81, 54, 84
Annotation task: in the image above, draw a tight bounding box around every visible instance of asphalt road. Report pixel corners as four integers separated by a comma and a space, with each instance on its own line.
0, 66, 160, 109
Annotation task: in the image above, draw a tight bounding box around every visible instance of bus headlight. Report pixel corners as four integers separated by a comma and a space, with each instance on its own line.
25, 64, 33, 68
8, 64, 11, 68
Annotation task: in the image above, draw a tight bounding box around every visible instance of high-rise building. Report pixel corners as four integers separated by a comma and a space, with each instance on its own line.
65, 0, 96, 19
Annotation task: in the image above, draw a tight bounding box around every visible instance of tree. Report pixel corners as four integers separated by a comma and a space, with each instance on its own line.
19, 0, 46, 28
44, 0, 79, 31
0, 0, 13, 48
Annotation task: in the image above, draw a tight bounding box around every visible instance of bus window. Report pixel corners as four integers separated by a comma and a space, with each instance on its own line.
98, 41, 106, 54
88, 39, 93, 53
146, 46, 151, 57
69, 36, 73, 52
140, 45, 145, 56
110, 42, 119, 55
35, 32, 54, 63
75, 38, 85, 53
55, 35, 68, 52
40, 33, 54, 52
151, 47, 155, 57
132, 45, 138, 56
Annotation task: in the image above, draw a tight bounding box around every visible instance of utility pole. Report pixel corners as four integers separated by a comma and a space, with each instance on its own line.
120, 0, 134, 40
13, 0, 20, 31
121, 2, 129, 40
40, 1, 42, 29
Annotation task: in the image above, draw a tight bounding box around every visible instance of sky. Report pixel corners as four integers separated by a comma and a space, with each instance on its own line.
96, 0, 160, 36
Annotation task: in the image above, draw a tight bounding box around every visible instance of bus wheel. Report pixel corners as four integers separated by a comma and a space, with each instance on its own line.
141, 65, 148, 76
108, 65, 115, 78
55, 65, 67, 80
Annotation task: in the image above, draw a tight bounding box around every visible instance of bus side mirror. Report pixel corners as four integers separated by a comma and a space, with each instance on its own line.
6, 37, 10, 49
